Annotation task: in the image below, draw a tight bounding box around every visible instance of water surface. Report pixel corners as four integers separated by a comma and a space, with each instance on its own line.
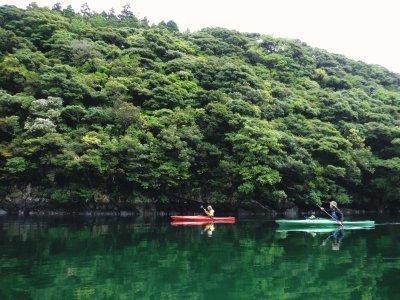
0, 216, 399, 299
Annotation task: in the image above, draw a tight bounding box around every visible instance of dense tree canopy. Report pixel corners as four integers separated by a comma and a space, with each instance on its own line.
0, 4, 399, 211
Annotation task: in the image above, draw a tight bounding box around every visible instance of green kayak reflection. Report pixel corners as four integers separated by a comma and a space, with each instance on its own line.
276, 225, 375, 234
276, 225, 375, 251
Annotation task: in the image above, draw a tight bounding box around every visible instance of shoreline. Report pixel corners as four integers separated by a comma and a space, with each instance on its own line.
0, 206, 396, 217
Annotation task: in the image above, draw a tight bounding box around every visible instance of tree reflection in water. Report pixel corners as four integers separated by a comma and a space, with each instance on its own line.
0, 217, 399, 299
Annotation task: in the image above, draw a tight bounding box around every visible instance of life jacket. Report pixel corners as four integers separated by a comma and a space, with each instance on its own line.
331, 209, 343, 221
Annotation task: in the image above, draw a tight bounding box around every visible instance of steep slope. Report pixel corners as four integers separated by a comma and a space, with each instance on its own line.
1, 5, 400, 211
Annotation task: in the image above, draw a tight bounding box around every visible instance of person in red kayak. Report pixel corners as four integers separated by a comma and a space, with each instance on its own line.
202, 205, 215, 217
321, 201, 343, 226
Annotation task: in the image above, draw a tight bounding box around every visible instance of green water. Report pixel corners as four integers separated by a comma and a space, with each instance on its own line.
1, 217, 399, 299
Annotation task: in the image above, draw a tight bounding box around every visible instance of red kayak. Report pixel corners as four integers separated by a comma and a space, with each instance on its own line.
171, 220, 235, 226
170, 216, 235, 224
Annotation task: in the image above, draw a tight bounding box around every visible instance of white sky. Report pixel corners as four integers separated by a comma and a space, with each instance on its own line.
1, 0, 399, 74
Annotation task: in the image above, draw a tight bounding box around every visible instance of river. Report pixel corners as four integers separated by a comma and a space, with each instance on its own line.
0, 216, 399, 299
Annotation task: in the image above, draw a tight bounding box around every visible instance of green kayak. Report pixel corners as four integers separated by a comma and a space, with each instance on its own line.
276, 218, 375, 228
276, 226, 374, 234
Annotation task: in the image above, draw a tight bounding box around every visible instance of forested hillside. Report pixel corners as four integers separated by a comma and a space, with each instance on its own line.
1, 4, 400, 212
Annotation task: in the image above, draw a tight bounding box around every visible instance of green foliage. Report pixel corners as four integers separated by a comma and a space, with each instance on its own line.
0, 4, 400, 209
5, 156, 27, 174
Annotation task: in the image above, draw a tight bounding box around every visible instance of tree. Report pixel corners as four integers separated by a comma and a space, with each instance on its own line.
0, 55, 31, 93
62, 5, 75, 18
166, 20, 179, 32
52, 2, 62, 11
80, 2, 92, 17
119, 3, 134, 20
0, 28, 20, 55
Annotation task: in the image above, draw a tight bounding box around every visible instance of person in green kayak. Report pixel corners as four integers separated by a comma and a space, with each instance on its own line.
321, 201, 343, 226
202, 205, 215, 218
